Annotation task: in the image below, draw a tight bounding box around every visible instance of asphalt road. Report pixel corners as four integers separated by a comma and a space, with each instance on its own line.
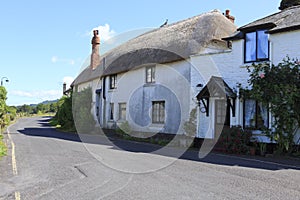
0, 117, 299, 200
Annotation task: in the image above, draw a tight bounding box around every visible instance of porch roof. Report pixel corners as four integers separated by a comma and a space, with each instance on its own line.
196, 76, 236, 100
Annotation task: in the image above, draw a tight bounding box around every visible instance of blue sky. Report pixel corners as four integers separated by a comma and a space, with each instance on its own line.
0, 0, 281, 106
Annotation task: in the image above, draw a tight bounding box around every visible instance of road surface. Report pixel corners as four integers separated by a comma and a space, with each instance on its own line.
0, 117, 299, 199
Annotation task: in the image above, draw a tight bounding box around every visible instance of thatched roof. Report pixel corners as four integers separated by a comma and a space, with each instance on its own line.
72, 59, 104, 86
238, 5, 300, 33
73, 10, 236, 85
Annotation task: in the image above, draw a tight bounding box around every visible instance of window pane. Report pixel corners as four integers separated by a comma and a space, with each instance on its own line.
258, 102, 268, 128
245, 32, 256, 62
119, 103, 126, 120
110, 75, 117, 89
110, 103, 114, 120
244, 99, 256, 127
146, 66, 155, 83
152, 67, 155, 82
257, 30, 269, 59
152, 101, 165, 123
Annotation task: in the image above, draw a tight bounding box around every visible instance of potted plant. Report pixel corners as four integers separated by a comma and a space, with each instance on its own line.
259, 142, 267, 156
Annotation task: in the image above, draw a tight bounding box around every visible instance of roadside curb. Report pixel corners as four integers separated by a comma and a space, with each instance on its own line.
212, 153, 300, 170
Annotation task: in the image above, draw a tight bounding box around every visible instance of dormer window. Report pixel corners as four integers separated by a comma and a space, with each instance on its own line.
146, 66, 155, 83
109, 74, 117, 89
245, 30, 269, 63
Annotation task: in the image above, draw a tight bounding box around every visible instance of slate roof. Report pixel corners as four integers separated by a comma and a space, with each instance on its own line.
196, 76, 236, 100
239, 5, 300, 33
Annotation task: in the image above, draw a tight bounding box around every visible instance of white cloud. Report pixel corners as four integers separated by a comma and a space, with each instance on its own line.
87, 24, 116, 42
51, 56, 58, 63
11, 90, 62, 102
51, 56, 75, 65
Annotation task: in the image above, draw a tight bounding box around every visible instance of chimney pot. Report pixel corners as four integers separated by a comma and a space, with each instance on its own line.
63, 82, 67, 95
91, 29, 101, 70
225, 9, 235, 23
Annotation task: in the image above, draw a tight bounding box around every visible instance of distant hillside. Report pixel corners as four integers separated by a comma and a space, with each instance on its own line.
29, 99, 59, 107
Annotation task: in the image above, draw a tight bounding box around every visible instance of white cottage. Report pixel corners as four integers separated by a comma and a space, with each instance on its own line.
72, 6, 300, 144
191, 5, 300, 142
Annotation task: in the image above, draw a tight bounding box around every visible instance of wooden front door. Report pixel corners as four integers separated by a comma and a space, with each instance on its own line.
215, 99, 230, 138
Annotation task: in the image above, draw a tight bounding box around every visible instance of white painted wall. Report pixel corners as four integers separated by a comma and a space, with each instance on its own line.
191, 30, 300, 140
191, 40, 250, 138
270, 30, 300, 64
103, 60, 192, 134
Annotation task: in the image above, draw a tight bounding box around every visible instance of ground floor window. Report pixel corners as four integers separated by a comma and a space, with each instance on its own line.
118, 103, 126, 120
244, 99, 268, 129
152, 101, 165, 124
109, 103, 114, 120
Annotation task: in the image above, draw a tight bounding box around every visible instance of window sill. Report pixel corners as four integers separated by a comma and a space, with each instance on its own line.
150, 123, 165, 127
243, 60, 270, 64
144, 83, 156, 87
240, 60, 270, 68
108, 88, 117, 92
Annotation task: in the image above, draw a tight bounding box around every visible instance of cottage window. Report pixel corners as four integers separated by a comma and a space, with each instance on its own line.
146, 66, 155, 83
152, 101, 165, 124
109, 103, 114, 120
244, 99, 269, 129
109, 74, 117, 89
118, 103, 126, 120
245, 30, 269, 63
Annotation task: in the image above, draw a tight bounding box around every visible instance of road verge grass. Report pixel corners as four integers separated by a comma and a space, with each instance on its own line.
0, 134, 7, 158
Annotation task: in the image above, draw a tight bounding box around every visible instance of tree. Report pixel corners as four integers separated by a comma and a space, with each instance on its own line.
279, 0, 300, 10
0, 86, 8, 129
72, 87, 95, 134
53, 94, 75, 131
247, 58, 300, 153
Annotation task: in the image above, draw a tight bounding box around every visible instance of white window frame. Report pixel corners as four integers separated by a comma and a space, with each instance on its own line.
118, 103, 126, 121
152, 101, 165, 124
146, 66, 155, 83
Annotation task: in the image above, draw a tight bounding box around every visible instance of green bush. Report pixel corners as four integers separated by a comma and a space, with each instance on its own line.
216, 126, 252, 154
247, 58, 300, 154
72, 88, 95, 134
52, 94, 75, 132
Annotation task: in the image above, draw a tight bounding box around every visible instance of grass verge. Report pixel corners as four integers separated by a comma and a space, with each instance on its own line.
0, 134, 7, 158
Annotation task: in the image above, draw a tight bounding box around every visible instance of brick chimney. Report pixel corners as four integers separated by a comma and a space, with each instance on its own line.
63, 82, 66, 94
91, 30, 100, 70
225, 10, 235, 23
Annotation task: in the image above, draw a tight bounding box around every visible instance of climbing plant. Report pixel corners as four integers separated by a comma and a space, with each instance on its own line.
246, 57, 300, 153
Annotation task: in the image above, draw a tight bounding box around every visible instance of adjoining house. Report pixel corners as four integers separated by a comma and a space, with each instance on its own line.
72, 6, 300, 144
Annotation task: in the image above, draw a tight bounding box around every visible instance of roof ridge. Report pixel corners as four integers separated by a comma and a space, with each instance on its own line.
239, 10, 282, 29
131, 9, 223, 39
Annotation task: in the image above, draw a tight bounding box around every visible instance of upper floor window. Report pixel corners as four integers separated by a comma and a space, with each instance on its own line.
146, 66, 155, 83
109, 74, 117, 89
245, 30, 269, 63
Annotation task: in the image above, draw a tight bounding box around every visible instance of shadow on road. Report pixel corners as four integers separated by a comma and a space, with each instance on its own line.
17, 118, 300, 171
